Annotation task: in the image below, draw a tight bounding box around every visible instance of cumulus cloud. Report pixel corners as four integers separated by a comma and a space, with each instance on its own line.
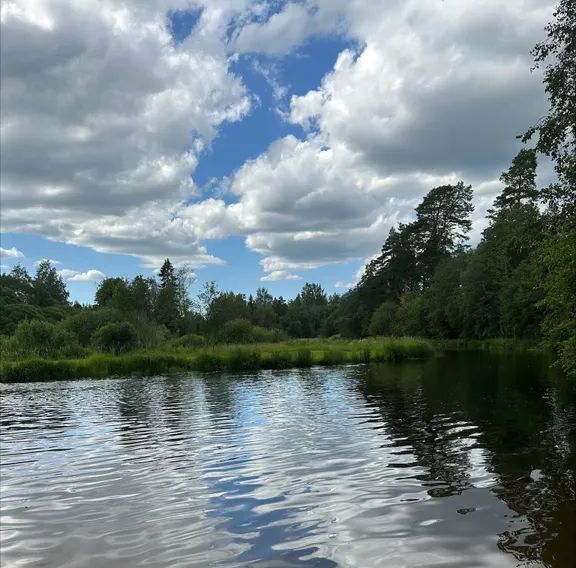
261, 270, 302, 282
68, 270, 106, 282
1, 0, 554, 280
221, 0, 553, 277
0, 246, 24, 258
1, 0, 250, 267
58, 268, 105, 282
334, 281, 355, 290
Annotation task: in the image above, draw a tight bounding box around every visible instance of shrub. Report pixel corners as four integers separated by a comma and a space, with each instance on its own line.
368, 302, 398, 337
92, 322, 137, 354
218, 319, 254, 344
394, 293, 425, 336
225, 349, 262, 371
172, 333, 205, 349
0, 335, 18, 360
13, 319, 81, 358
193, 352, 224, 372
135, 323, 170, 350
294, 349, 313, 367
558, 336, 576, 379
0, 303, 45, 336
252, 326, 289, 343
319, 350, 347, 366
264, 351, 293, 369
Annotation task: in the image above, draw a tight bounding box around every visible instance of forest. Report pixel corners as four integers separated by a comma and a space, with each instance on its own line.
0, 0, 574, 377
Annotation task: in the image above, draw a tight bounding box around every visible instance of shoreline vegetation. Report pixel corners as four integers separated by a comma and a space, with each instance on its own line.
0, 337, 435, 383
0, 337, 552, 384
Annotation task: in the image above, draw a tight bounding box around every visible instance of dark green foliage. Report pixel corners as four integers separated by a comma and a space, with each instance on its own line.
293, 349, 313, 367
394, 293, 425, 336
361, 224, 419, 304
0, 303, 45, 335
0, 265, 33, 304
32, 261, 69, 307
193, 352, 224, 372
225, 349, 262, 371
92, 322, 138, 354
414, 181, 474, 283
538, 224, 576, 377
218, 318, 254, 344
95, 278, 131, 311
522, 0, 576, 217
368, 302, 398, 337
263, 351, 293, 369
0, 338, 435, 382
492, 149, 538, 212
422, 255, 467, 338
60, 310, 105, 346
251, 326, 288, 343
13, 319, 81, 358
206, 292, 249, 334
172, 333, 205, 349
318, 350, 347, 366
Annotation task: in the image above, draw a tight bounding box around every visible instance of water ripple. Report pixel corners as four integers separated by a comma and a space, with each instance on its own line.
1, 358, 574, 567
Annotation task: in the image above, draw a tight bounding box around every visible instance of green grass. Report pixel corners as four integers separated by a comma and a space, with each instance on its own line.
0, 337, 435, 383
432, 338, 546, 353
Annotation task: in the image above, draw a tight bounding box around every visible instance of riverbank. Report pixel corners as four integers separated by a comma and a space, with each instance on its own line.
0, 337, 435, 383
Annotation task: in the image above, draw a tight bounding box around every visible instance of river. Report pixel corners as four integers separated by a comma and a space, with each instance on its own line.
1, 352, 574, 567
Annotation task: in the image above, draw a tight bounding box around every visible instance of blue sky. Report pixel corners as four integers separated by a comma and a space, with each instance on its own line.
0, 1, 551, 304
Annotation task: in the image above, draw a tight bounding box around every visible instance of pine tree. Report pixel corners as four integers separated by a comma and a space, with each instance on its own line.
158, 259, 175, 288
413, 182, 474, 283
492, 149, 538, 212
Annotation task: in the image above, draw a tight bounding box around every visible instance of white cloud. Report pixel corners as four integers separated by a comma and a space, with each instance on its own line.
57, 269, 78, 280
217, 0, 552, 277
57, 268, 105, 282
68, 269, 106, 282
1, 0, 555, 279
261, 270, 302, 282
1, 0, 250, 267
34, 258, 61, 266
334, 281, 354, 290
0, 246, 24, 258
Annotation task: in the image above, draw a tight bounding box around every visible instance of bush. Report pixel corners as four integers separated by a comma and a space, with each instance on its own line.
294, 349, 313, 367
60, 310, 105, 346
558, 336, 576, 379
135, 323, 170, 350
41, 305, 71, 324
92, 322, 137, 354
264, 351, 293, 369
319, 350, 347, 366
193, 352, 224, 372
0, 303, 45, 336
172, 333, 205, 349
218, 319, 254, 344
12, 319, 81, 358
225, 349, 262, 371
251, 326, 289, 343
368, 302, 398, 336
394, 293, 425, 336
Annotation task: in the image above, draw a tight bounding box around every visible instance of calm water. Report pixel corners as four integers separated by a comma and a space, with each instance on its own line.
1, 353, 575, 568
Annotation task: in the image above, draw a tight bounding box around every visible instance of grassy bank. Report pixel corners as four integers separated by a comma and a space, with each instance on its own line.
432, 338, 548, 353
0, 337, 434, 383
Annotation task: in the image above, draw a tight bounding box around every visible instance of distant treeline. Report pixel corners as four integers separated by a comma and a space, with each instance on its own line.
0, 1, 574, 376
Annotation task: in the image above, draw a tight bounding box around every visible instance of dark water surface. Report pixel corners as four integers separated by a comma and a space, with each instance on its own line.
1, 352, 575, 567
